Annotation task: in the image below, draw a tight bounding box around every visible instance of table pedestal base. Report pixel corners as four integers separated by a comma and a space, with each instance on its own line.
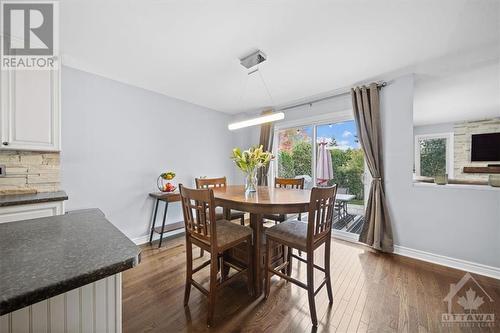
224, 213, 287, 296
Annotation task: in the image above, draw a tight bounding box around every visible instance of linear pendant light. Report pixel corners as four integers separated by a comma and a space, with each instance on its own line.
229, 50, 283, 130
228, 112, 284, 130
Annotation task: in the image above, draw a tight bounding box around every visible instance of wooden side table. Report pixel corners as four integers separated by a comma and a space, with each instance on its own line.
148, 192, 183, 248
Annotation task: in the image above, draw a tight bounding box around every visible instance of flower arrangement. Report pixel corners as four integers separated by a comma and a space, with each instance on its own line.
230, 145, 273, 192
157, 171, 177, 192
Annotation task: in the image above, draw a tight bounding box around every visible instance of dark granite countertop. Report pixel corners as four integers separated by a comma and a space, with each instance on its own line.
0, 209, 141, 315
0, 190, 68, 207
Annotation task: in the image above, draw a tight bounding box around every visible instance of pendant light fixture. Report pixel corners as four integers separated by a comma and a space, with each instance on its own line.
228, 50, 284, 130
228, 111, 285, 130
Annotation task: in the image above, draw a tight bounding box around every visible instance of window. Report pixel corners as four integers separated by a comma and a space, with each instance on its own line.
274, 120, 365, 201
414, 133, 454, 178
276, 126, 313, 186
316, 122, 364, 202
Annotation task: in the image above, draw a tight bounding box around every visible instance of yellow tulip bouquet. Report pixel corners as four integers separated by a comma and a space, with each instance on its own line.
230, 145, 273, 192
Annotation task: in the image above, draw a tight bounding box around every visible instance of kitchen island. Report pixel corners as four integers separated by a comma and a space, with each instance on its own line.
0, 209, 140, 332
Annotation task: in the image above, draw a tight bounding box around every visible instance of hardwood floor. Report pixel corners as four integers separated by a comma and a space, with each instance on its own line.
123, 235, 500, 333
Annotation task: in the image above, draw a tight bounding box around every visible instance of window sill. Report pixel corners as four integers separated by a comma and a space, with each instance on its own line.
412, 181, 500, 192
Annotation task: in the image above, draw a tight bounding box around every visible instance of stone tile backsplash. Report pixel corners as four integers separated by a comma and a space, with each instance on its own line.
454, 118, 500, 181
0, 151, 60, 193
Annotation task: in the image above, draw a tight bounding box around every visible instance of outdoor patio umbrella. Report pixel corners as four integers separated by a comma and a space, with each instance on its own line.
316, 141, 333, 186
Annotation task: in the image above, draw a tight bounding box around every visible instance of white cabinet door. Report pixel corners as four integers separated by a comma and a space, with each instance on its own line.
0, 201, 65, 224
0, 68, 60, 151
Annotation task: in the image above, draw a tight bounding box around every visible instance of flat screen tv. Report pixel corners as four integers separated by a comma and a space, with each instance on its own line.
471, 132, 500, 161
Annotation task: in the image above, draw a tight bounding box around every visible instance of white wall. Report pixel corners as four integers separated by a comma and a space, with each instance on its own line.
228, 114, 258, 184
61, 67, 236, 241
383, 76, 500, 270
234, 76, 500, 271
414, 122, 454, 136
413, 60, 500, 126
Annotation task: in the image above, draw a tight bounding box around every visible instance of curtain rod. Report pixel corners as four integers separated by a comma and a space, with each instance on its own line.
277, 81, 387, 112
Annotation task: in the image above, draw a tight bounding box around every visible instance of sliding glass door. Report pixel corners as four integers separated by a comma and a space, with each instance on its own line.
274, 119, 366, 240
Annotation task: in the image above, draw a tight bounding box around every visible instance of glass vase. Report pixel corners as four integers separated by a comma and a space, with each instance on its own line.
245, 168, 258, 193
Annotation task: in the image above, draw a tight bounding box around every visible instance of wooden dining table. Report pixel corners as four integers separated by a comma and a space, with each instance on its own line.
212, 185, 311, 295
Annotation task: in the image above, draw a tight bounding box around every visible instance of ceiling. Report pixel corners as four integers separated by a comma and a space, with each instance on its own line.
414, 60, 500, 126
60, 0, 500, 114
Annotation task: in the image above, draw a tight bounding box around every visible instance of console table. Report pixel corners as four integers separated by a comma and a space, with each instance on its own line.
148, 192, 184, 248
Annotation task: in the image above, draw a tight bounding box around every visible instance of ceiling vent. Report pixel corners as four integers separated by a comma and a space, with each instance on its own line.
240, 50, 267, 69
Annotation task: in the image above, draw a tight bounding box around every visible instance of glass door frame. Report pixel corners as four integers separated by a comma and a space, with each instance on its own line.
270, 109, 364, 243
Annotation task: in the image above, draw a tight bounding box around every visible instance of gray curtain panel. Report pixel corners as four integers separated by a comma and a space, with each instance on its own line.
351, 83, 393, 252
257, 110, 274, 186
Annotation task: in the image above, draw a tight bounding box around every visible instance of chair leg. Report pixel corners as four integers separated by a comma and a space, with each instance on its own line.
307, 251, 318, 327
264, 237, 272, 299
184, 238, 193, 306
280, 244, 288, 275
207, 255, 218, 327
240, 215, 245, 226
200, 247, 204, 257
246, 236, 254, 296
324, 239, 333, 304
220, 253, 229, 281
286, 246, 292, 277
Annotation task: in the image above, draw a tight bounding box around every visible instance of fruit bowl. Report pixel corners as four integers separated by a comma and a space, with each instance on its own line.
160, 183, 177, 192
157, 171, 177, 192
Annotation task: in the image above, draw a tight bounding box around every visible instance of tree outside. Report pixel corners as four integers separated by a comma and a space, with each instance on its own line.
277, 137, 365, 200
276, 122, 365, 202
328, 148, 364, 200
277, 127, 313, 178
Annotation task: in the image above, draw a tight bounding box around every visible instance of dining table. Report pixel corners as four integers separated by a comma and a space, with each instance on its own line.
212, 185, 311, 295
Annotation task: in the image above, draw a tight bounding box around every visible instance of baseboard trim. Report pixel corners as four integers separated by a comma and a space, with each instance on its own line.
393, 245, 500, 280
131, 229, 184, 245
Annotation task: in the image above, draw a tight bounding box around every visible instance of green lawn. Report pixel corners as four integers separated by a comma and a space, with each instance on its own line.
349, 199, 364, 206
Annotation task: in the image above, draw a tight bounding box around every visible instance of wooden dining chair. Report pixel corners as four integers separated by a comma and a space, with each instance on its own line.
179, 184, 253, 327
196, 177, 246, 257
195, 177, 245, 226
264, 185, 337, 327
263, 177, 305, 224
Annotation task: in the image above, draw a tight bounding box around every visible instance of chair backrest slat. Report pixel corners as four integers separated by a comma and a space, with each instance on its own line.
179, 184, 217, 249
275, 177, 305, 189
195, 177, 227, 189
307, 185, 337, 246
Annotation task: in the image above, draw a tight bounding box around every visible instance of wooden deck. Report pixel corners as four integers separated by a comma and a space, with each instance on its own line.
123, 235, 500, 333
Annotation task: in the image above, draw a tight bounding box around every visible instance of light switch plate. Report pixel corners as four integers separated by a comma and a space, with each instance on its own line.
0, 164, 6, 177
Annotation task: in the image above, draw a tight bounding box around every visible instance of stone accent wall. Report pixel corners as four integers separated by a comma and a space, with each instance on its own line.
0, 151, 60, 194
454, 118, 500, 180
